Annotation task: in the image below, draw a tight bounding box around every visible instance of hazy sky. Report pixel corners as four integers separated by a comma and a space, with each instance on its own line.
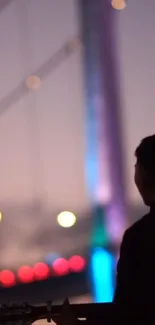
0, 0, 155, 267
0, 0, 89, 267
116, 0, 155, 203
0, 0, 89, 213
1, 0, 155, 209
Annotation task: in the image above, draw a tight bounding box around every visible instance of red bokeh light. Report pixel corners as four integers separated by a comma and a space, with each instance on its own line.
68, 255, 86, 272
17, 266, 34, 283
33, 262, 49, 280
0, 270, 16, 287
52, 258, 69, 276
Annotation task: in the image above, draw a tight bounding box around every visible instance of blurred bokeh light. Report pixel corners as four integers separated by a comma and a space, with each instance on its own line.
57, 211, 76, 228
17, 266, 34, 283
68, 255, 86, 273
52, 258, 69, 276
26, 75, 41, 90
111, 0, 126, 10
33, 262, 50, 280
0, 270, 16, 287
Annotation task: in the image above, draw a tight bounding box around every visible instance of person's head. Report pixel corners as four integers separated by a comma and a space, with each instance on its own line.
134, 135, 155, 206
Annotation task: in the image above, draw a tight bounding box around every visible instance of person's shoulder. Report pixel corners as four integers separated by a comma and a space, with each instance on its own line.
127, 213, 149, 232
125, 213, 150, 242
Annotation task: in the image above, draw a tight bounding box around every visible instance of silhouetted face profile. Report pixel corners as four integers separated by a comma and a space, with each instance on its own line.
134, 135, 155, 206
134, 162, 149, 205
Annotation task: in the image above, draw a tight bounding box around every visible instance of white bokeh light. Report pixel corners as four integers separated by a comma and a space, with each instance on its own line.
57, 211, 76, 228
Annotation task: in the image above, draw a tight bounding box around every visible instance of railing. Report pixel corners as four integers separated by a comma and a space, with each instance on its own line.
0, 302, 155, 325
0, 302, 110, 324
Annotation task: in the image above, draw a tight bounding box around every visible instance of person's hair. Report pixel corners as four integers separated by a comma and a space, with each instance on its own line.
135, 135, 155, 177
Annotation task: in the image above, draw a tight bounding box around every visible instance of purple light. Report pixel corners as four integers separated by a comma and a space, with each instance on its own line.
106, 203, 126, 243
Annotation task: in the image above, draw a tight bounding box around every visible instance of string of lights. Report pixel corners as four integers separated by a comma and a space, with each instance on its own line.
0, 35, 82, 120
0, 255, 86, 288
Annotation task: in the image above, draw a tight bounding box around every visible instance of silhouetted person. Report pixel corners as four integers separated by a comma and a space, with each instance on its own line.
114, 134, 155, 311
54, 135, 155, 324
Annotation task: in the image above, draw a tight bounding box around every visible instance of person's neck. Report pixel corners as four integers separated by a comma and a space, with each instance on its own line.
150, 200, 155, 213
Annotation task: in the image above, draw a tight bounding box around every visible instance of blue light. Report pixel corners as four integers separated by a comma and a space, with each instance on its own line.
91, 248, 114, 302
85, 93, 98, 200
45, 253, 61, 266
